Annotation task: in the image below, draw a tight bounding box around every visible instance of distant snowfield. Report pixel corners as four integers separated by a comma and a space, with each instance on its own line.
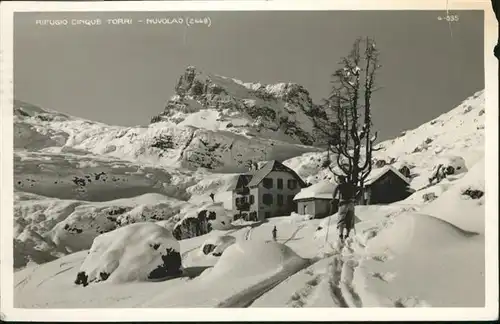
12, 89, 486, 308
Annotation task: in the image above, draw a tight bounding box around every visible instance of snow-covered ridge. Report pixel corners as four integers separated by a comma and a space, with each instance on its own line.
14, 99, 319, 174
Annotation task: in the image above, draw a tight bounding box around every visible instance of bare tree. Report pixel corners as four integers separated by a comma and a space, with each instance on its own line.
313, 37, 381, 201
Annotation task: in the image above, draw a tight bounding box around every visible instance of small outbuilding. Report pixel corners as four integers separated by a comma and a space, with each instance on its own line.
360, 165, 414, 205
293, 180, 337, 219
294, 166, 414, 218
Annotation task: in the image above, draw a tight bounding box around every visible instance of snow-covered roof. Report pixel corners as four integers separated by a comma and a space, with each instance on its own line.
247, 160, 306, 188
365, 165, 411, 186
294, 180, 337, 201
227, 174, 254, 191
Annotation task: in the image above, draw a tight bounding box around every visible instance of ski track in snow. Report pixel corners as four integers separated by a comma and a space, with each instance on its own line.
283, 223, 306, 244
279, 218, 390, 308
36, 266, 75, 288
217, 259, 314, 308
219, 214, 387, 308
212, 223, 311, 307
15, 265, 40, 290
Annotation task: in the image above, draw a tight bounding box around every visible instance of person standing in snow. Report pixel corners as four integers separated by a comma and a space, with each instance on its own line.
333, 175, 356, 242
272, 226, 277, 241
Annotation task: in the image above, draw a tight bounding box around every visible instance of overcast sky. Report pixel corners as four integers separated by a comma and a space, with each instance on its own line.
14, 10, 484, 141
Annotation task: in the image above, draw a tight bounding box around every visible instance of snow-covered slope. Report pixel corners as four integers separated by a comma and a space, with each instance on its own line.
13, 191, 239, 269
358, 211, 484, 307
372, 90, 485, 190
284, 90, 485, 194
10, 79, 487, 311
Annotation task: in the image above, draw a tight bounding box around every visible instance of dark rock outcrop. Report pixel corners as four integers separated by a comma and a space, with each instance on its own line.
462, 188, 484, 200
422, 192, 438, 202
147, 248, 183, 280
173, 209, 215, 240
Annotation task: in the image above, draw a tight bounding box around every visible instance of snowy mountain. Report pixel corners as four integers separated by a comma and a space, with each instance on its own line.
151, 66, 325, 146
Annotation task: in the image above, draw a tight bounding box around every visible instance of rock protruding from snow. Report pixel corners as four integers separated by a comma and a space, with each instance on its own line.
200, 235, 236, 256
172, 202, 232, 240
75, 223, 181, 286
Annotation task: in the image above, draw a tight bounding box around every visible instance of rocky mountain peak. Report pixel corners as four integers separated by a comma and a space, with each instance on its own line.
152, 66, 325, 146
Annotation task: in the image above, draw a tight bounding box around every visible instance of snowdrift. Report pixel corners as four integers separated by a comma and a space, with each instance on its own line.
357, 212, 484, 307
205, 240, 306, 280
76, 223, 181, 285
366, 212, 479, 256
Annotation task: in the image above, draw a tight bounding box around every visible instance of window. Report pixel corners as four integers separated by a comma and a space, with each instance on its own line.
263, 178, 273, 189
287, 195, 294, 205
288, 179, 297, 190
249, 195, 255, 204
262, 193, 273, 205
265, 212, 271, 218
277, 194, 284, 206
277, 178, 283, 189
